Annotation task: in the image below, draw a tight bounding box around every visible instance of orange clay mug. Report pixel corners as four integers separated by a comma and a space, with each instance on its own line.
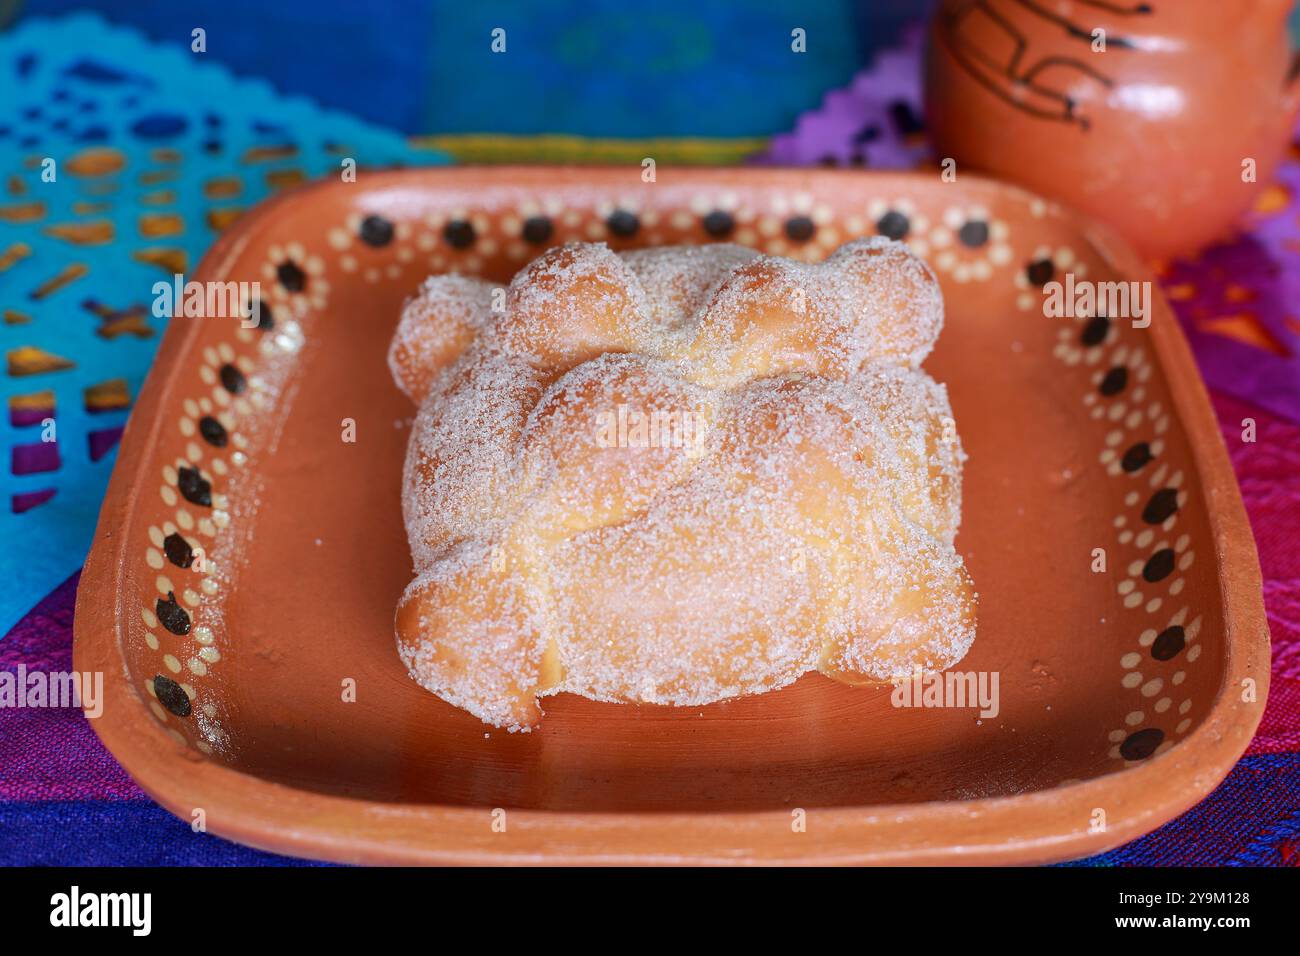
925, 0, 1300, 260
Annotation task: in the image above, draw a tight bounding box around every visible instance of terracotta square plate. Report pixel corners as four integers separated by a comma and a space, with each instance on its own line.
75, 167, 1268, 865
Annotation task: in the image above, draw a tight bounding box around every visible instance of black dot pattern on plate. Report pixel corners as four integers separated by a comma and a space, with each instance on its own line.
702, 210, 735, 238
1080, 314, 1111, 347
958, 220, 989, 247
785, 215, 815, 242
443, 219, 476, 248
876, 210, 909, 240
156, 591, 190, 636
1151, 625, 1186, 661
197, 415, 228, 448
1122, 442, 1153, 472
1119, 727, 1163, 761
246, 298, 274, 332
162, 532, 194, 569
177, 466, 211, 507
153, 674, 192, 717
276, 260, 306, 292
1142, 548, 1176, 583
1026, 258, 1054, 286
1099, 366, 1128, 396
358, 214, 394, 248
521, 215, 553, 244
606, 209, 639, 237
218, 363, 246, 394
1142, 488, 1179, 525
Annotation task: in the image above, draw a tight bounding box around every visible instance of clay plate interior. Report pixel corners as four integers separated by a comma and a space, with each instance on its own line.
74, 167, 1269, 865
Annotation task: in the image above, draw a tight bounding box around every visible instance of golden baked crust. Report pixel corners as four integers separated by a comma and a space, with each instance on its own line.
389, 238, 976, 730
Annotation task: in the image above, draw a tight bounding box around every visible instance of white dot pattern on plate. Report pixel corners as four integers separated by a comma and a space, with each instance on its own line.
1049, 280, 1205, 762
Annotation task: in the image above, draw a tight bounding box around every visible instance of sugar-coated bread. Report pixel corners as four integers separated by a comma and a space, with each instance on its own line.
389, 238, 976, 730
389, 274, 494, 403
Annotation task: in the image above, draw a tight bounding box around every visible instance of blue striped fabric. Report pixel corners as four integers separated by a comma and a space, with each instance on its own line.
0, 801, 332, 865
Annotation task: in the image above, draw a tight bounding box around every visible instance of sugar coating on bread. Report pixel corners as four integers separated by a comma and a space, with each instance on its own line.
389, 274, 495, 403
389, 238, 976, 730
